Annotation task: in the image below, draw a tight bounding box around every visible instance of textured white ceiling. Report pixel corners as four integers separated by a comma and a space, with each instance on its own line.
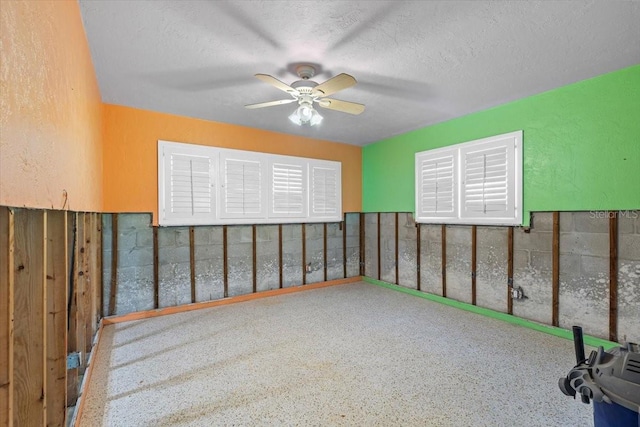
79, 0, 640, 146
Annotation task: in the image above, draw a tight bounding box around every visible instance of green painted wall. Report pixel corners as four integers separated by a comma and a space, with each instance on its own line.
363, 65, 640, 225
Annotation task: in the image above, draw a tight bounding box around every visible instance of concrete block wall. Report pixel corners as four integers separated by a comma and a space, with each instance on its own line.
194, 226, 225, 301
618, 211, 640, 343
158, 227, 192, 307
397, 213, 417, 288
364, 213, 378, 278
344, 213, 360, 278
476, 227, 509, 312
558, 212, 610, 338
113, 213, 155, 314
101, 210, 638, 342
365, 210, 639, 342
445, 226, 472, 303
103, 213, 362, 316
419, 224, 443, 295
513, 212, 553, 324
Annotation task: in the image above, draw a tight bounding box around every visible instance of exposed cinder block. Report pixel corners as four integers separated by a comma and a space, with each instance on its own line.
227, 225, 252, 244
380, 213, 396, 284
419, 225, 442, 295
102, 214, 113, 316
158, 262, 191, 308
618, 260, 640, 343
118, 246, 153, 268
256, 224, 278, 242
559, 254, 581, 276
117, 213, 152, 231
193, 226, 216, 245
581, 255, 609, 275
227, 241, 252, 258
158, 246, 190, 265
194, 243, 223, 261
364, 213, 378, 279
102, 214, 113, 249
256, 250, 279, 291
530, 251, 553, 272
513, 265, 553, 325
135, 229, 153, 247
305, 223, 322, 239
117, 227, 137, 250
513, 225, 553, 324
398, 231, 417, 289
345, 247, 360, 278
573, 212, 610, 233
175, 228, 190, 246
445, 226, 472, 303
281, 223, 301, 241
530, 212, 553, 232
560, 232, 610, 257
620, 234, 640, 261
227, 255, 252, 297
514, 249, 530, 271
618, 212, 636, 234
559, 212, 574, 232
619, 218, 640, 343
476, 227, 507, 312
282, 238, 302, 287
559, 224, 610, 339
157, 228, 177, 247
115, 265, 154, 315
194, 257, 224, 302
515, 230, 552, 253
326, 248, 344, 281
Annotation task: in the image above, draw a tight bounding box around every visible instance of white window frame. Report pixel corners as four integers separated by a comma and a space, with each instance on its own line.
415, 130, 522, 226
158, 140, 342, 226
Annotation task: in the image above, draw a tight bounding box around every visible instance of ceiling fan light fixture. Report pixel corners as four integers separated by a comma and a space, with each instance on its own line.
289, 102, 323, 126
309, 109, 323, 126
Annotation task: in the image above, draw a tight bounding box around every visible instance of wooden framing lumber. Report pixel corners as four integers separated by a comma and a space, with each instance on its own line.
46, 210, 68, 427
441, 225, 447, 297
609, 212, 618, 343
471, 225, 477, 306
189, 226, 196, 302
507, 227, 514, 315
103, 277, 362, 325
0, 207, 13, 427
12, 209, 46, 426
552, 212, 560, 327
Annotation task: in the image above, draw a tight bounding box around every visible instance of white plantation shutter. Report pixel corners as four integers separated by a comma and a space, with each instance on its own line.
220, 154, 266, 219
310, 161, 341, 221
416, 149, 457, 221
415, 131, 522, 225
158, 141, 343, 225
270, 159, 307, 218
462, 144, 510, 215
158, 142, 216, 225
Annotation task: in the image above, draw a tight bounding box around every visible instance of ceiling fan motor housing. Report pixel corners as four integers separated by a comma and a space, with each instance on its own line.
296, 64, 316, 79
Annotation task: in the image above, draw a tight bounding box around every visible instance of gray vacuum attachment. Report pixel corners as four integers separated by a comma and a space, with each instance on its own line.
559, 327, 640, 413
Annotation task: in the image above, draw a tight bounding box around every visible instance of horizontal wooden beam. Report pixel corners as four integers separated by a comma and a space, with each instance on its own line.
103, 277, 362, 325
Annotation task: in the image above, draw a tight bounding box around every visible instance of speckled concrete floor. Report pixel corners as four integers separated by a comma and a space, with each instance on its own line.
79, 281, 594, 426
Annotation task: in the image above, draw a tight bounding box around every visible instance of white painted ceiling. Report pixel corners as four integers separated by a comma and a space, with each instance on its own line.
79, 1, 640, 146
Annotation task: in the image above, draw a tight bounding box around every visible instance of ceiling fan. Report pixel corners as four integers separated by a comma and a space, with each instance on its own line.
245, 65, 365, 126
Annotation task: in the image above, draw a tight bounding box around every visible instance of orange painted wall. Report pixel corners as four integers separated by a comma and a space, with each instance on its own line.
0, 0, 103, 211
103, 104, 362, 223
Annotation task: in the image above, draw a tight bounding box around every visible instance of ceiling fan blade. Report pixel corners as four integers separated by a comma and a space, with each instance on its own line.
317, 98, 365, 115
312, 73, 357, 97
255, 74, 299, 95
245, 99, 297, 109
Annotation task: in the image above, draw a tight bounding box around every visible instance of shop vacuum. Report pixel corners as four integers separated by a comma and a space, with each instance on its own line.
559, 326, 640, 426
